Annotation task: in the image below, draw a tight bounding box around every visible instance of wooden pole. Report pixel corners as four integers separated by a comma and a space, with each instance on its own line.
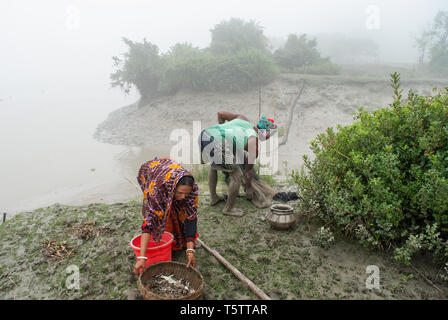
198, 239, 271, 300
2, 212, 6, 224
410, 263, 444, 294
278, 79, 306, 147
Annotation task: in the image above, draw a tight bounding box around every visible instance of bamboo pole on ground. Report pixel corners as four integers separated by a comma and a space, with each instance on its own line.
197, 239, 271, 300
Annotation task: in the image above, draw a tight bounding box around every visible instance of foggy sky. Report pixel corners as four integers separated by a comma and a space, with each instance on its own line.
1, 0, 447, 99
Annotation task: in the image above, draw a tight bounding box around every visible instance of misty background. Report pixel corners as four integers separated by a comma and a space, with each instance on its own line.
0, 0, 447, 215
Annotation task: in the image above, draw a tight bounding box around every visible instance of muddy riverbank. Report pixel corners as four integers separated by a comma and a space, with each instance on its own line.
1, 192, 447, 300
2, 66, 447, 300
94, 69, 447, 174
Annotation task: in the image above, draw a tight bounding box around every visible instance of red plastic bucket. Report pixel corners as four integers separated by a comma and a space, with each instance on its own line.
130, 232, 174, 267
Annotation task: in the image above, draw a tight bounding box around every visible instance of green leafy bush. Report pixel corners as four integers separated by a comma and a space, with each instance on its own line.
313, 226, 335, 249
112, 38, 278, 98
160, 48, 278, 93
293, 73, 448, 274
202, 49, 278, 92
110, 19, 341, 100
158, 42, 204, 95
209, 18, 269, 55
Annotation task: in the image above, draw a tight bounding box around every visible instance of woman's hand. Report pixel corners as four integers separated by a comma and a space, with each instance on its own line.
186, 252, 196, 268
134, 233, 150, 275
133, 259, 147, 275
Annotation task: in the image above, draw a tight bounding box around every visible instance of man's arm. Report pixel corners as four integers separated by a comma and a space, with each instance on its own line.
217, 111, 249, 124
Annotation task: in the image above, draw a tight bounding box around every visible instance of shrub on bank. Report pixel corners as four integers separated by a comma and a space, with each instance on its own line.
293, 73, 448, 275
274, 33, 339, 75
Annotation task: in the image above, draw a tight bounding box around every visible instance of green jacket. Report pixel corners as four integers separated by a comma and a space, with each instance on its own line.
205, 118, 257, 151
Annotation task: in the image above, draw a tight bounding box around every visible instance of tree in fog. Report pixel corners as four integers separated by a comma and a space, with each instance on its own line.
414, 28, 435, 65
429, 10, 448, 75
273, 33, 338, 74
110, 20, 278, 100
415, 10, 448, 75
315, 33, 379, 64
209, 18, 269, 54
110, 38, 163, 104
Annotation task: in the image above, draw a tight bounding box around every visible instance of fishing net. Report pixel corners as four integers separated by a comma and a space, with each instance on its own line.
244, 176, 279, 208
221, 165, 298, 208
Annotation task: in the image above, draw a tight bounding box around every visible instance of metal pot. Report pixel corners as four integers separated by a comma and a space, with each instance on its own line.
266, 204, 296, 230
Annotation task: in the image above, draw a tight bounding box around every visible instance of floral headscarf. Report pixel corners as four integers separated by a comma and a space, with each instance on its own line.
137, 157, 199, 243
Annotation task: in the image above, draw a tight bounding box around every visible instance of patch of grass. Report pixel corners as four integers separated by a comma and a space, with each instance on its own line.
258, 174, 276, 187
190, 164, 210, 184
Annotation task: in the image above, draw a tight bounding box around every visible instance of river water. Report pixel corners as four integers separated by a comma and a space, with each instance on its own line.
0, 83, 172, 218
